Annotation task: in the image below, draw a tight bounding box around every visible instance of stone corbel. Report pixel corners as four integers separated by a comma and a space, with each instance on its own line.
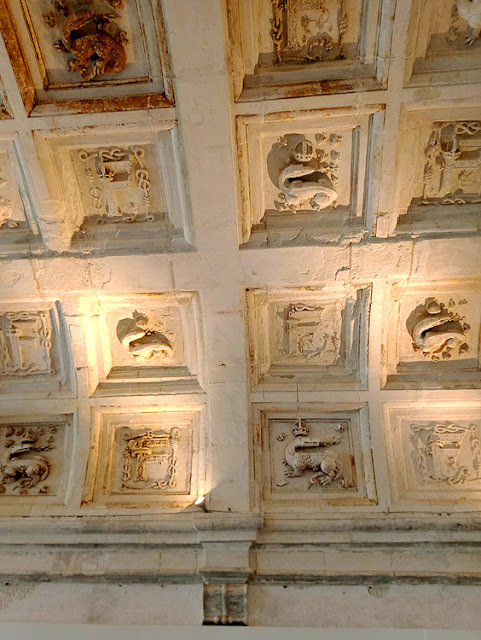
194, 512, 262, 625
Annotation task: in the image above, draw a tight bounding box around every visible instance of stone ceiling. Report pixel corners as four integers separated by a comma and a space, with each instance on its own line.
0, 0, 480, 628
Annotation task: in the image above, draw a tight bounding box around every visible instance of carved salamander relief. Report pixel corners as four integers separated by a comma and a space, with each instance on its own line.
0, 425, 55, 495
258, 408, 377, 509
116, 312, 173, 360
279, 419, 349, 489
407, 297, 470, 362
46, 1, 128, 82
274, 135, 339, 212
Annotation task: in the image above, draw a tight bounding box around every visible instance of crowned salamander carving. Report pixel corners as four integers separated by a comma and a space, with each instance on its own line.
0, 426, 57, 495
116, 312, 173, 360
275, 137, 339, 212
47, 1, 128, 82
408, 297, 470, 363
280, 419, 348, 489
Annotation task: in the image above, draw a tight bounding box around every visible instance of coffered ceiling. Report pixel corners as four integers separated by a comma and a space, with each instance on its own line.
0, 0, 480, 628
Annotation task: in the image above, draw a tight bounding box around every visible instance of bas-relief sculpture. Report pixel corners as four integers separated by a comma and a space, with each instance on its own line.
421, 121, 481, 205
285, 302, 340, 363
449, 0, 481, 45
121, 428, 180, 492
77, 146, 154, 223
278, 419, 349, 489
116, 312, 173, 360
0, 312, 53, 377
45, 1, 128, 82
408, 297, 470, 362
0, 177, 17, 230
271, 0, 349, 63
410, 422, 481, 487
274, 135, 340, 212
0, 425, 57, 495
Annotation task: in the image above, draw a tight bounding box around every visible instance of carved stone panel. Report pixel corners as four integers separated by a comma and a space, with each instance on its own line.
393, 109, 481, 237
0, 0, 173, 115
407, 0, 481, 87
0, 137, 40, 255
226, 0, 394, 101
82, 293, 201, 396
383, 282, 481, 389
247, 285, 370, 390
0, 302, 75, 396
0, 415, 73, 509
34, 124, 191, 253
254, 404, 377, 512
83, 407, 200, 509
384, 404, 481, 510
237, 107, 383, 247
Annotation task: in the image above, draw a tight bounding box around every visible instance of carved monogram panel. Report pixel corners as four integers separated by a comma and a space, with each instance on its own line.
383, 285, 481, 389
84, 409, 199, 508
34, 125, 189, 253
410, 422, 481, 488
247, 286, 369, 389
0, 304, 74, 396
393, 110, 481, 236
271, 0, 350, 64
237, 107, 382, 247
226, 0, 391, 100
256, 406, 376, 510
1, 0, 172, 114
0, 416, 71, 504
418, 121, 481, 207
385, 406, 481, 508
75, 146, 155, 224
0, 311, 53, 377
117, 426, 188, 494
